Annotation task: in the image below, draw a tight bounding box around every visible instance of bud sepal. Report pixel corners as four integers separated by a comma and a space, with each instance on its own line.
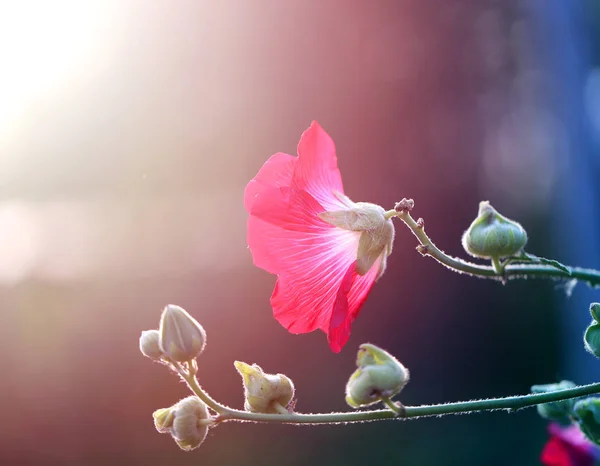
319, 200, 394, 279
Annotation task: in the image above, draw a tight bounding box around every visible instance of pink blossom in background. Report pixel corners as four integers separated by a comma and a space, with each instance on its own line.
541, 423, 600, 466
244, 121, 393, 352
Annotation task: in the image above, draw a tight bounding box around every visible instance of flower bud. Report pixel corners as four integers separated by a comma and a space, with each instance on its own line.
234, 361, 295, 413
590, 303, 600, 322
462, 201, 527, 260
140, 329, 163, 359
153, 397, 212, 451
573, 398, 600, 444
159, 305, 206, 362
171, 396, 211, 451
345, 343, 409, 409
585, 322, 600, 358
531, 380, 577, 424
319, 202, 394, 279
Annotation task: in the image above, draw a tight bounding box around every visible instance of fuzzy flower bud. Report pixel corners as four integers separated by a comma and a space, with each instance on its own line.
585, 321, 600, 358
320, 200, 394, 279
345, 343, 409, 409
171, 397, 211, 451
153, 397, 212, 451
159, 305, 207, 362
531, 380, 577, 424
462, 201, 527, 260
234, 361, 295, 413
139, 329, 163, 359
590, 303, 600, 322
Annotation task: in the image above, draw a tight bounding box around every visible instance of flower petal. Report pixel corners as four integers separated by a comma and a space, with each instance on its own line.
244, 152, 296, 212
245, 122, 385, 352
542, 437, 576, 466
327, 258, 381, 352
268, 224, 361, 335
542, 424, 596, 466
293, 121, 346, 211
247, 184, 335, 270
247, 183, 381, 352
271, 244, 380, 353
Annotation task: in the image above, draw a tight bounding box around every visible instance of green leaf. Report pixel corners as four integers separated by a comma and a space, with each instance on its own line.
574, 398, 600, 445
509, 252, 571, 275
531, 380, 577, 424
535, 256, 571, 275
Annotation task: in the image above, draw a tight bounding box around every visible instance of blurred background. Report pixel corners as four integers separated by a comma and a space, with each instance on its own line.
1, 1, 599, 465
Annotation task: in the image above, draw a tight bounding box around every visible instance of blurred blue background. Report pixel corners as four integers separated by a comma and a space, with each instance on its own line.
0, 1, 599, 465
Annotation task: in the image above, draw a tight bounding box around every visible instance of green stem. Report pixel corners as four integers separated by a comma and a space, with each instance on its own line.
184, 380, 600, 425
390, 210, 600, 287
381, 397, 404, 416
272, 401, 290, 415
492, 257, 504, 276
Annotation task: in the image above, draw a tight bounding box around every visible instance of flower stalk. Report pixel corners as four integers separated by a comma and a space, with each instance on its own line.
173, 361, 230, 416
387, 203, 600, 288
177, 363, 600, 425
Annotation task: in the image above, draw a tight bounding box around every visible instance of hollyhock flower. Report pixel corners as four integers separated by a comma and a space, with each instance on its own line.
541, 423, 600, 466
244, 121, 394, 353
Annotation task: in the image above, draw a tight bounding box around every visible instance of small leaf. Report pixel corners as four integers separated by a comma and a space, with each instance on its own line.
574, 398, 600, 445
509, 252, 571, 275
531, 255, 571, 275
531, 380, 577, 425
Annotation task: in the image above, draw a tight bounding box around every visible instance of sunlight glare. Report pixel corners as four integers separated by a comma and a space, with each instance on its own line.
0, 1, 116, 141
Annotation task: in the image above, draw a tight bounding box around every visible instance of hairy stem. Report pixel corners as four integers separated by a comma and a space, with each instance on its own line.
182, 379, 600, 425
174, 362, 230, 415
180, 363, 600, 425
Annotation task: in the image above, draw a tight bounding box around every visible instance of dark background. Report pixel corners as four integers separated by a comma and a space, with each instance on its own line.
1, 1, 599, 465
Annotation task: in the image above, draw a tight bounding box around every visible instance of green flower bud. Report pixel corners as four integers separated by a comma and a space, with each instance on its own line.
234, 361, 295, 413
584, 321, 600, 358
158, 305, 207, 362
139, 329, 163, 359
573, 398, 600, 445
531, 380, 577, 424
152, 397, 212, 451
345, 343, 409, 409
461, 201, 527, 260
590, 303, 600, 322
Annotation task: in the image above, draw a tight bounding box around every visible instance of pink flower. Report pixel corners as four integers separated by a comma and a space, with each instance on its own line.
541, 423, 600, 466
244, 121, 394, 353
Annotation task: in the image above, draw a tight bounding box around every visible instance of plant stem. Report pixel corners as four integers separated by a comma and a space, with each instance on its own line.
175, 363, 229, 415
272, 401, 291, 415
183, 378, 600, 425
389, 209, 600, 287
381, 397, 404, 416
492, 256, 504, 276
